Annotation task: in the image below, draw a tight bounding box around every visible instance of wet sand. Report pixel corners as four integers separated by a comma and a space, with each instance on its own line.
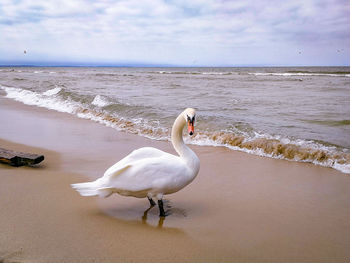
1, 97, 350, 263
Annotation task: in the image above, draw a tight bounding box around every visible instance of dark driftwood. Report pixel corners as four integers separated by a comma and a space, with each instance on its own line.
0, 148, 44, 167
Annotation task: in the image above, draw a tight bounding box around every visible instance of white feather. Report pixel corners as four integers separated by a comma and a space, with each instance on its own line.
71, 108, 200, 201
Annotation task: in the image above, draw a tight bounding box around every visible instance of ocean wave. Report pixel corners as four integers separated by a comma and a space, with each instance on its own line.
91, 95, 113, 107
288, 70, 350, 75
303, 119, 350, 126
153, 70, 350, 77
42, 87, 62, 96
190, 131, 350, 174
0, 85, 169, 140
155, 71, 233, 75
76, 109, 169, 140
157, 71, 200, 75
1, 86, 79, 113
1, 85, 349, 174
202, 72, 233, 75
250, 72, 350, 77
94, 73, 120, 77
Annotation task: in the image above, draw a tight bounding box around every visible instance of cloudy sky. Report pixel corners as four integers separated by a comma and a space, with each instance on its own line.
0, 0, 349, 66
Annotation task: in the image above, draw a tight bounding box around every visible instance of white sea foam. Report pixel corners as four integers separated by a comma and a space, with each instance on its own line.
77, 111, 120, 130
202, 72, 233, 75
189, 132, 350, 174
43, 87, 62, 96
1, 86, 78, 114
250, 72, 350, 77
156, 71, 232, 75
1, 85, 349, 174
92, 95, 112, 107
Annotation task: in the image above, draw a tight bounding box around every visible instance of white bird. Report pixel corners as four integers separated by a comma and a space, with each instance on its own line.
71, 108, 200, 217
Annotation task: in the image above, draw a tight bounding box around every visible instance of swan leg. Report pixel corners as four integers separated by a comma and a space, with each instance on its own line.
158, 199, 166, 217
147, 196, 156, 207
158, 217, 164, 228
142, 206, 153, 223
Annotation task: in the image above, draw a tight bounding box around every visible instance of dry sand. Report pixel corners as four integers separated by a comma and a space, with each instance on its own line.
1, 97, 350, 263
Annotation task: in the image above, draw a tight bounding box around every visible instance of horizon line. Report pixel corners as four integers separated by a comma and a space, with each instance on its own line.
1, 63, 349, 68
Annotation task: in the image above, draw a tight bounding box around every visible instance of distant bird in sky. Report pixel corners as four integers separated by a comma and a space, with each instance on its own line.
24, 50, 27, 54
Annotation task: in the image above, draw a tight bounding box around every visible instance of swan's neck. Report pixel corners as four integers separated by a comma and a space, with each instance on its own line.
171, 113, 200, 174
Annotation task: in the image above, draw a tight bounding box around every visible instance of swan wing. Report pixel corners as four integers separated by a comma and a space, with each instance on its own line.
103, 147, 167, 178
103, 154, 190, 196
71, 150, 185, 198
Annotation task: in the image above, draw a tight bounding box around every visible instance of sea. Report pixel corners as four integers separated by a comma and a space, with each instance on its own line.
0, 66, 349, 174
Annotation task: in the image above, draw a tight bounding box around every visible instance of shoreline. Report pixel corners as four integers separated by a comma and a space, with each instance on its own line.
1, 84, 349, 175
1, 97, 350, 262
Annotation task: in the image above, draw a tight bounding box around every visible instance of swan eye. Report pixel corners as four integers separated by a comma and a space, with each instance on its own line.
187, 115, 195, 124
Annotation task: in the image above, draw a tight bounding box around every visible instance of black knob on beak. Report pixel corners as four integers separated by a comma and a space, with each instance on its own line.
189, 131, 193, 136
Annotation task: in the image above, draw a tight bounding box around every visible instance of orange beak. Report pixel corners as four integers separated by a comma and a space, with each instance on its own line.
188, 121, 194, 136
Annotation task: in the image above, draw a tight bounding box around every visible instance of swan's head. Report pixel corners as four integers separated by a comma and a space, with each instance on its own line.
183, 108, 196, 136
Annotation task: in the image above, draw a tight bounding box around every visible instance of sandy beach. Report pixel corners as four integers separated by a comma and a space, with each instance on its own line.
1, 96, 350, 263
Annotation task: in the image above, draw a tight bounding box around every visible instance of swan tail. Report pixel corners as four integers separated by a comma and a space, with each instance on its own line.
71, 181, 113, 198
71, 181, 99, 196
71, 164, 132, 198
97, 188, 114, 198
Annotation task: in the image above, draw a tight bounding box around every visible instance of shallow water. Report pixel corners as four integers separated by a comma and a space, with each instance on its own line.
0, 66, 349, 173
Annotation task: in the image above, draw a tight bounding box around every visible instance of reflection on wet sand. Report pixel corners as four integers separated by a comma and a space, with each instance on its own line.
142, 206, 164, 228
97, 198, 188, 231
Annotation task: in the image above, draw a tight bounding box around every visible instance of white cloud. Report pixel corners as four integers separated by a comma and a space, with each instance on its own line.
0, 0, 349, 65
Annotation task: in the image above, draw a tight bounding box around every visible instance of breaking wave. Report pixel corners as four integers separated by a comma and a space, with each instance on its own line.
191, 131, 350, 174
91, 95, 113, 107
1, 86, 78, 113
42, 87, 62, 96
250, 72, 350, 77
150, 70, 350, 77
1, 85, 349, 174
155, 71, 234, 75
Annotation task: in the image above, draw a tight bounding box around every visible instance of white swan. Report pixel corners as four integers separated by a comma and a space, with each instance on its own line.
71, 108, 200, 217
